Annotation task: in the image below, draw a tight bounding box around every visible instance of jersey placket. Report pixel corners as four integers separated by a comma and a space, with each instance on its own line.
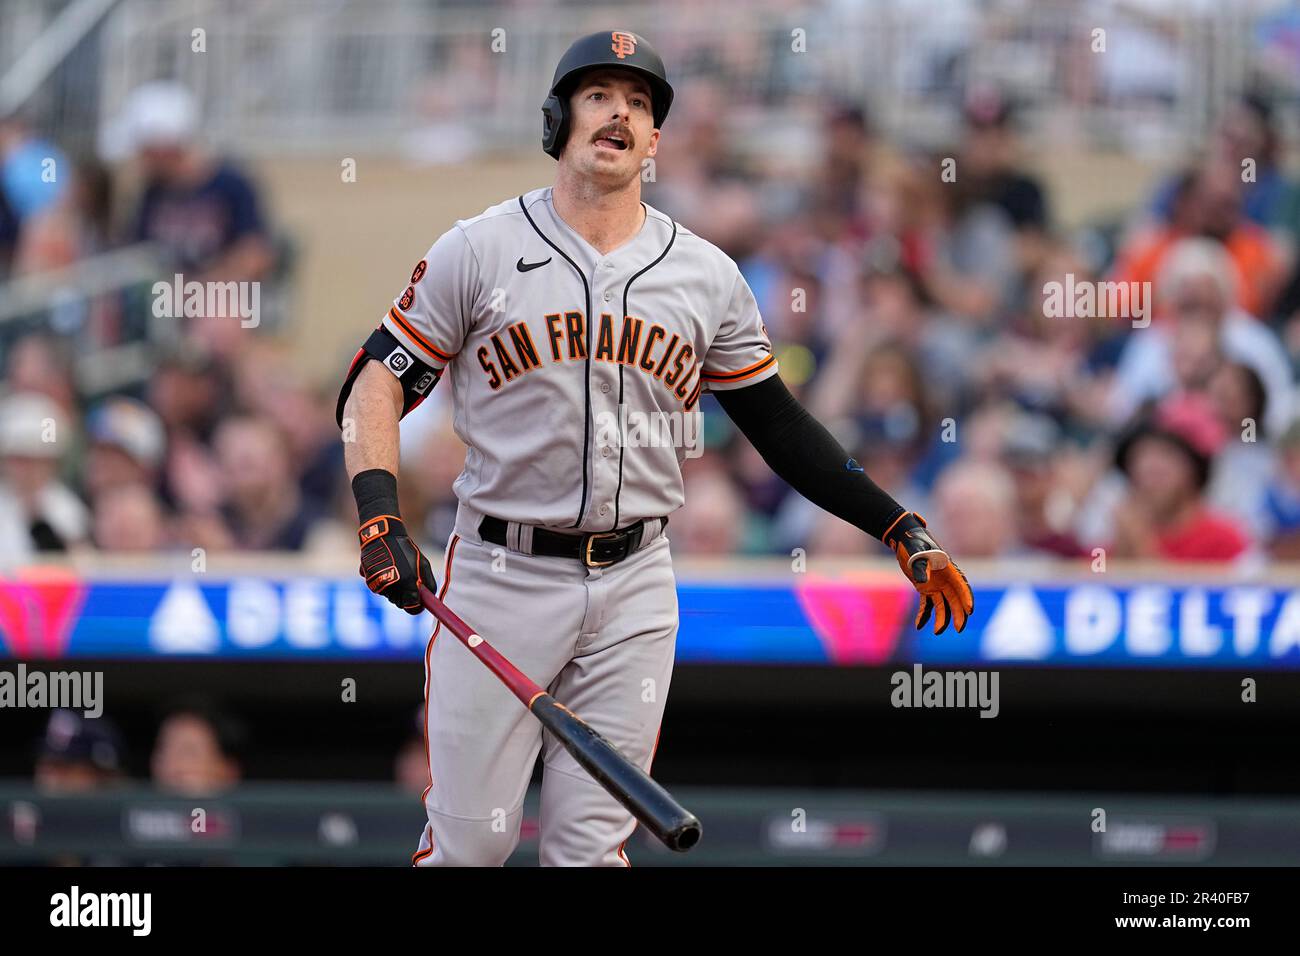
588, 256, 623, 530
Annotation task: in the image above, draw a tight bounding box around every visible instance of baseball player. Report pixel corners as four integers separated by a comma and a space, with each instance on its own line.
337, 30, 974, 867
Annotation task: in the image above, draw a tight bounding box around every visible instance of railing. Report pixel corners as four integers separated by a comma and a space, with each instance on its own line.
0, 234, 297, 397
0, 243, 173, 396
1, 782, 1295, 865
0, 0, 120, 156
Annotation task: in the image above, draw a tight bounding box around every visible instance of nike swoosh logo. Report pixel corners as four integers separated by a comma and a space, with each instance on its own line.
516, 257, 552, 273
845, 458, 865, 473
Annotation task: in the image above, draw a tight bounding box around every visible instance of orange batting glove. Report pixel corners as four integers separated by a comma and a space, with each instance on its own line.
883, 512, 974, 634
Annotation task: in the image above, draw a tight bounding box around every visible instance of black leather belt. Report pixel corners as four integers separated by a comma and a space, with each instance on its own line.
478, 515, 666, 568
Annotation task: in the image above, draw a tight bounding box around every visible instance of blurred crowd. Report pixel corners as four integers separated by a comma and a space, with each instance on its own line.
0, 338, 353, 561
0, 82, 353, 566
647, 85, 1300, 565
3, 73, 1300, 567
32, 705, 244, 797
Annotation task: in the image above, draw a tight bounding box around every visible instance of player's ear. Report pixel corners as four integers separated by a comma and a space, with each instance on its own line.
646, 128, 659, 158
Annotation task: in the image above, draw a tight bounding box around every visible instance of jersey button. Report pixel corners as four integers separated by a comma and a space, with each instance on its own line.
601, 446, 612, 458
603, 290, 612, 302
600, 382, 611, 393
598, 503, 610, 516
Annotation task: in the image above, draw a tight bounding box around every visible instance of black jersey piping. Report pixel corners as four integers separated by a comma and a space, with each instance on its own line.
519, 194, 594, 528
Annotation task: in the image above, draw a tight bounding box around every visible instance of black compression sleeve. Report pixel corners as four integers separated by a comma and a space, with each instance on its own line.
712, 375, 907, 541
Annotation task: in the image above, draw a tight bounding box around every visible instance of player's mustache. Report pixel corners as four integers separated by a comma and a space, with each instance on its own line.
592, 125, 633, 146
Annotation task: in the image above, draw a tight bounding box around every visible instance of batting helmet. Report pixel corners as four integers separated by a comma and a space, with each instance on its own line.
541, 30, 674, 160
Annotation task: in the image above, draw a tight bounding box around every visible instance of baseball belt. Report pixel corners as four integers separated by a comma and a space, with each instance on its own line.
478, 514, 667, 568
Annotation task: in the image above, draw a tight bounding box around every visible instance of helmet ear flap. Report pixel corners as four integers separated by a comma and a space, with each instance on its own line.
542, 93, 568, 160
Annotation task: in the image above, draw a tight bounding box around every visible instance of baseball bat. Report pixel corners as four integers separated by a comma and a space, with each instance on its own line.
417, 585, 702, 853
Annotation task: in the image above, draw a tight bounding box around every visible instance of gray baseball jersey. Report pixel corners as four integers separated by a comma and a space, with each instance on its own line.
381, 185, 778, 532
377, 185, 777, 866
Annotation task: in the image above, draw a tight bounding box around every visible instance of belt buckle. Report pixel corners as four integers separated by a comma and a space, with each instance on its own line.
583, 531, 621, 568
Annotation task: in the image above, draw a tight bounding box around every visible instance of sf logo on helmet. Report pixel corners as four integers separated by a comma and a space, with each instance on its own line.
611, 31, 637, 58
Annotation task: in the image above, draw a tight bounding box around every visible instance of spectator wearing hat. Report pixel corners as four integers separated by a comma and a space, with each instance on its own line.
83, 396, 167, 503
30, 710, 129, 865
1109, 397, 1251, 562
34, 709, 125, 793
109, 81, 273, 287
108, 81, 275, 357
0, 391, 88, 561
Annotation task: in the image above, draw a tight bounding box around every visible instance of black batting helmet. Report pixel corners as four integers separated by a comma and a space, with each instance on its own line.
541, 30, 674, 160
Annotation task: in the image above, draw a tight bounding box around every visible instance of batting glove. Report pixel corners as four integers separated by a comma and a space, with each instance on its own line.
883, 512, 974, 635
358, 513, 435, 614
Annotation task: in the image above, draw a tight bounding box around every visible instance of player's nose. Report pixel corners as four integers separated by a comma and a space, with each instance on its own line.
607, 95, 632, 120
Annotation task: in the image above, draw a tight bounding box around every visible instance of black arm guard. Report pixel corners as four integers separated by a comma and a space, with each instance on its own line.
336, 325, 443, 429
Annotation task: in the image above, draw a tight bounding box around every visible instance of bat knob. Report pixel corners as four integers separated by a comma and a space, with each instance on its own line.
666, 816, 702, 852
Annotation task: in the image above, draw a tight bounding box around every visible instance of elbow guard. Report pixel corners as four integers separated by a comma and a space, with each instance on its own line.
335, 325, 443, 428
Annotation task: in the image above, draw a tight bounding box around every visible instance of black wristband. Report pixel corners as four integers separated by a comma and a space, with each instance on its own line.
352, 468, 400, 524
